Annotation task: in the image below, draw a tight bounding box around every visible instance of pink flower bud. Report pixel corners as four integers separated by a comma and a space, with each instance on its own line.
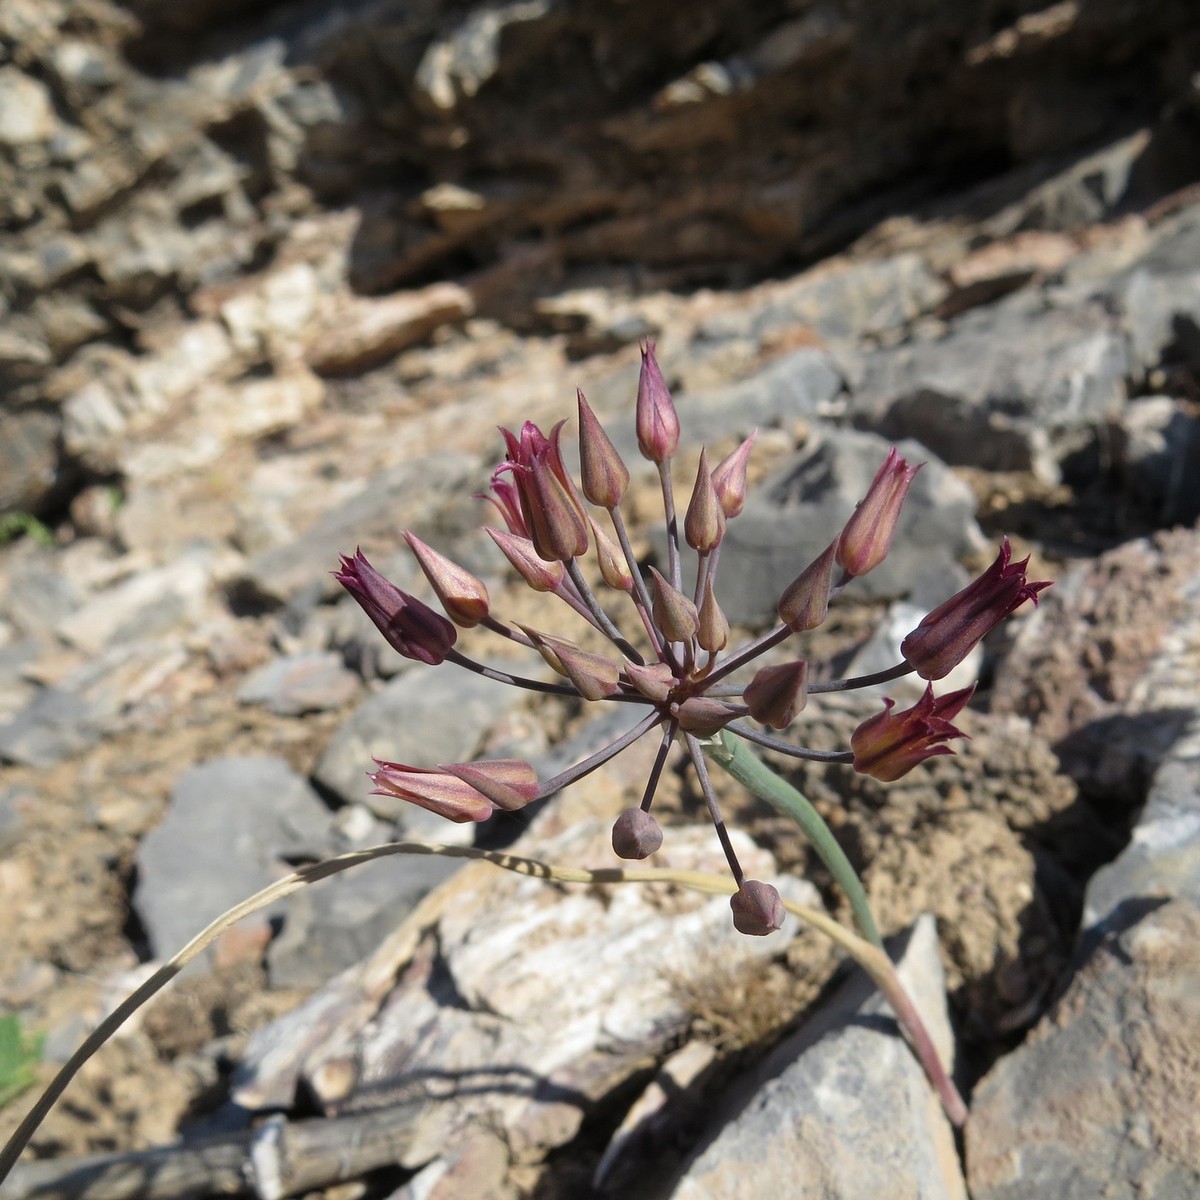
836, 448, 921, 578
485, 526, 566, 592
635, 341, 680, 462
498, 420, 590, 562
744, 660, 808, 729
684, 448, 726, 552
439, 759, 540, 811
481, 474, 529, 538
577, 389, 629, 508
624, 661, 675, 702
334, 549, 457, 665
697, 576, 729, 653
730, 880, 784, 936
712, 431, 757, 518
648, 566, 699, 642
777, 541, 837, 632
590, 518, 634, 591
368, 760, 495, 822
524, 628, 621, 700
404, 532, 489, 628
900, 537, 1052, 680
611, 807, 664, 859
850, 684, 974, 782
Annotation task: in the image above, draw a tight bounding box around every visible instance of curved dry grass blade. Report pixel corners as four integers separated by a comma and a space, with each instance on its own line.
0, 840, 964, 1181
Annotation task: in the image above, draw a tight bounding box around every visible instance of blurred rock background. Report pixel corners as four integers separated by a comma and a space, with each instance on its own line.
2, 1, 1200, 1197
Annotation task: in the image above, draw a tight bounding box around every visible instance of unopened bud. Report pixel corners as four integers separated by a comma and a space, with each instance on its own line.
684, 449, 726, 553
673, 697, 738, 735
624, 661, 675, 702
648, 566, 699, 642
697, 576, 728, 653
524, 628, 621, 700
636, 342, 680, 462
777, 541, 836, 633
730, 880, 785, 936
712, 431, 757, 518
744, 660, 808, 729
440, 759, 540, 811
486, 526, 566, 592
590, 518, 634, 591
335, 549, 457, 665
611, 807, 664, 859
404, 532, 490, 628
900, 537, 1052, 680
369, 760, 494, 823
577, 389, 630, 508
836, 448, 921, 579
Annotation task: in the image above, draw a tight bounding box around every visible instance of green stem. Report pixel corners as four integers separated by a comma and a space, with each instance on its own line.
704, 729, 883, 950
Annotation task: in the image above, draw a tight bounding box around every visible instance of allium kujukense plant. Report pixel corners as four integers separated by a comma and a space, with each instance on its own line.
0, 346, 1050, 1175
337, 342, 1049, 941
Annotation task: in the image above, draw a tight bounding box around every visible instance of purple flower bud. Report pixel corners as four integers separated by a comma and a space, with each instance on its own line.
730, 880, 785, 936
697, 576, 729, 653
777, 541, 837, 633
648, 566, 699, 642
635, 341, 680, 462
673, 697, 738, 735
611, 807, 664, 859
900, 537, 1052, 680
684, 448, 726, 553
577, 389, 630, 508
498, 420, 590, 563
850, 684, 974, 782
334, 549, 457, 665
836, 448, 921, 579
440, 759, 540, 811
712, 431, 757, 518
404, 531, 489, 628
368, 760, 496, 822
744, 660, 808, 729
485, 526, 566, 592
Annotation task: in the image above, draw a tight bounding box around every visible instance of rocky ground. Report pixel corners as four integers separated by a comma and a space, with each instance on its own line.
3, 2, 1200, 1198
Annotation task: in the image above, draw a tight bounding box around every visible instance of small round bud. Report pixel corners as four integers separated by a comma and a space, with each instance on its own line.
612, 807, 664, 859
730, 880, 785, 936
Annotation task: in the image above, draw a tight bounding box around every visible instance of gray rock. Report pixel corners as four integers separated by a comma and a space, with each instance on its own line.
1085, 752, 1200, 932
851, 296, 1130, 482
0, 687, 106, 767
0, 785, 33, 849
1111, 396, 1200, 528
967, 897, 1200, 1199
134, 757, 332, 964
0, 409, 60, 511
1, 564, 83, 641
0, 67, 59, 144
714, 429, 980, 625
238, 652, 361, 716
667, 914, 965, 1199
234, 454, 479, 607
1111, 205, 1200, 378
312, 667, 509, 826
678, 347, 846, 441
697, 253, 948, 346
266, 853, 459, 988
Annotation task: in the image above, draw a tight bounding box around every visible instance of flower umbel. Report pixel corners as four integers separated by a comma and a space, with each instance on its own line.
338, 352, 1050, 933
